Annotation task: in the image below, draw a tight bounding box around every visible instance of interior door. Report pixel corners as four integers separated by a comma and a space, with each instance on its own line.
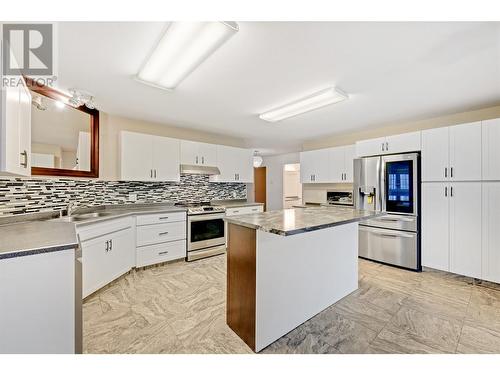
422, 182, 450, 271
254, 167, 267, 211
449, 122, 482, 181
449, 182, 482, 278
421, 127, 449, 182
153, 136, 180, 181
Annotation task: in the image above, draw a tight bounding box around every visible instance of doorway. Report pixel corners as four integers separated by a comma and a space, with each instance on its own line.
254, 167, 267, 211
283, 163, 302, 208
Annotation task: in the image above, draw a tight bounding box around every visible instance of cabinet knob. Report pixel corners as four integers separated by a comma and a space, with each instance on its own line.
196, 156, 199, 164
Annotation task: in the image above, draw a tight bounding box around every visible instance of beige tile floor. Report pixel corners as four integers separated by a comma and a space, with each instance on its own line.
83, 255, 500, 354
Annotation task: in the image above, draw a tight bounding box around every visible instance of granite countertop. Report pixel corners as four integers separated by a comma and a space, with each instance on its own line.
52, 203, 187, 226
0, 220, 78, 259
211, 199, 264, 208
224, 206, 382, 236
0, 203, 187, 259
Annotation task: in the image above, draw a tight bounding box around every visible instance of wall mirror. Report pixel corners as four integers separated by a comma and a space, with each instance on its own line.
27, 78, 100, 178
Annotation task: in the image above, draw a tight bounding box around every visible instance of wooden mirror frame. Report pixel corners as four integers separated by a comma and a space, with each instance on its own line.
26, 77, 100, 178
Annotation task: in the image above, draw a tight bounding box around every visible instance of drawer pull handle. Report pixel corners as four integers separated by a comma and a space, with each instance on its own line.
159, 217, 169, 220
158, 251, 169, 255
158, 231, 169, 235
233, 210, 239, 213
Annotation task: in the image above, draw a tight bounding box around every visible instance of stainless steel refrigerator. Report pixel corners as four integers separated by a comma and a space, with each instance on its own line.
354, 152, 421, 271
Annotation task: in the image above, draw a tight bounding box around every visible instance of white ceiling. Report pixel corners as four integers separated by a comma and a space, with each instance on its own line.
55, 22, 500, 155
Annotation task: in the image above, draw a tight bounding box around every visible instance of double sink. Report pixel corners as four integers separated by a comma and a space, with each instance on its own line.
63, 211, 115, 222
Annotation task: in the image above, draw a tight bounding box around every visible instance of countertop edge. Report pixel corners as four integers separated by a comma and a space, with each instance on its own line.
224, 212, 382, 236
0, 242, 78, 260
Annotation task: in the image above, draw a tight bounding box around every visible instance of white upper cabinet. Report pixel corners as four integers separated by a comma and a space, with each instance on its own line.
152, 136, 180, 181
482, 182, 500, 283
385, 131, 421, 154
343, 145, 355, 182
421, 127, 449, 182
422, 122, 481, 182
120, 131, 180, 181
300, 149, 330, 183
482, 119, 500, 180
355, 132, 421, 157
449, 122, 482, 181
328, 145, 355, 183
329, 147, 344, 183
0, 76, 32, 176
210, 145, 253, 183
355, 137, 386, 157
180, 140, 217, 167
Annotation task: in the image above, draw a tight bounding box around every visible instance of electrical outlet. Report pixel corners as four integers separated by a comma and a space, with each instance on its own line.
128, 193, 138, 202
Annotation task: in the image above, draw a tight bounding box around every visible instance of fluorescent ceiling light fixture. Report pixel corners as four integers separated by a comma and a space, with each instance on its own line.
137, 22, 239, 90
259, 87, 348, 122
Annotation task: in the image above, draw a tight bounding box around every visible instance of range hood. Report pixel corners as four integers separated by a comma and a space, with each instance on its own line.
180, 164, 221, 175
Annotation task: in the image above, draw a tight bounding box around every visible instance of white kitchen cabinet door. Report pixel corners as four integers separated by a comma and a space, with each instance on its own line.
421, 127, 449, 182
449, 122, 482, 181
152, 136, 180, 181
300, 151, 316, 183
198, 142, 217, 167
82, 227, 134, 298
422, 183, 450, 271
329, 147, 344, 183
343, 145, 355, 182
120, 131, 153, 181
482, 182, 500, 283
180, 140, 199, 165
299, 149, 330, 183
385, 131, 421, 154
449, 182, 482, 278
355, 137, 386, 157
482, 119, 500, 181
180, 140, 217, 167
236, 147, 254, 183
1, 82, 31, 176
211, 145, 237, 182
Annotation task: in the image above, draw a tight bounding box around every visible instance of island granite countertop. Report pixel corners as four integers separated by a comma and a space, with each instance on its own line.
224, 206, 382, 236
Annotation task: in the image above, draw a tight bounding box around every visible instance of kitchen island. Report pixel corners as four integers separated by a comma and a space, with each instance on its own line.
224, 206, 381, 352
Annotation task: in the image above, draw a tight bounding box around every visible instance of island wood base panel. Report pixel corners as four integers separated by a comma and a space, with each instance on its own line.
226, 222, 359, 352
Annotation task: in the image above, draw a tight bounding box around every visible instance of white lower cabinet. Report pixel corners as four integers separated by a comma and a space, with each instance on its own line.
80, 218, 135, 298
422, 182, 481, 278
482, 182, 500, 283
449, 182, 482, 278
225, 205, 264, 216
136, 240, 187, 268
422, 183, 450, 271
135, 212, 187, 267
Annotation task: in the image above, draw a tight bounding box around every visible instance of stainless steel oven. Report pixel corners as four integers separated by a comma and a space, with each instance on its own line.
187, 212, 226, 261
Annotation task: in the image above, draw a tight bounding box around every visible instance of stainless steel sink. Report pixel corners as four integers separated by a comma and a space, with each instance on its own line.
66, 212, 114, 222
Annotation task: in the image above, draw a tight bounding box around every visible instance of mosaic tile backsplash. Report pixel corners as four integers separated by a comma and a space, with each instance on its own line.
0, 175, 247, 216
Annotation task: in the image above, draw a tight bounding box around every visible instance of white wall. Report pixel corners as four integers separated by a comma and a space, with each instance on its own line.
262, 152, 300, 211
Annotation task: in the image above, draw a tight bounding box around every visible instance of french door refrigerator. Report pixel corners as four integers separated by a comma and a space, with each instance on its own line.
354, 152, 421, 271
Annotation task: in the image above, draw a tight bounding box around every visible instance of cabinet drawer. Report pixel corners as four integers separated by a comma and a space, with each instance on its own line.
136, 240, 186, 267
136, 211, 186, 226
136, 221, 186, 247
226, 205, 263, 216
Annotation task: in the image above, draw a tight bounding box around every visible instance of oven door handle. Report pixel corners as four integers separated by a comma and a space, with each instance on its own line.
188, 214, 226, 222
